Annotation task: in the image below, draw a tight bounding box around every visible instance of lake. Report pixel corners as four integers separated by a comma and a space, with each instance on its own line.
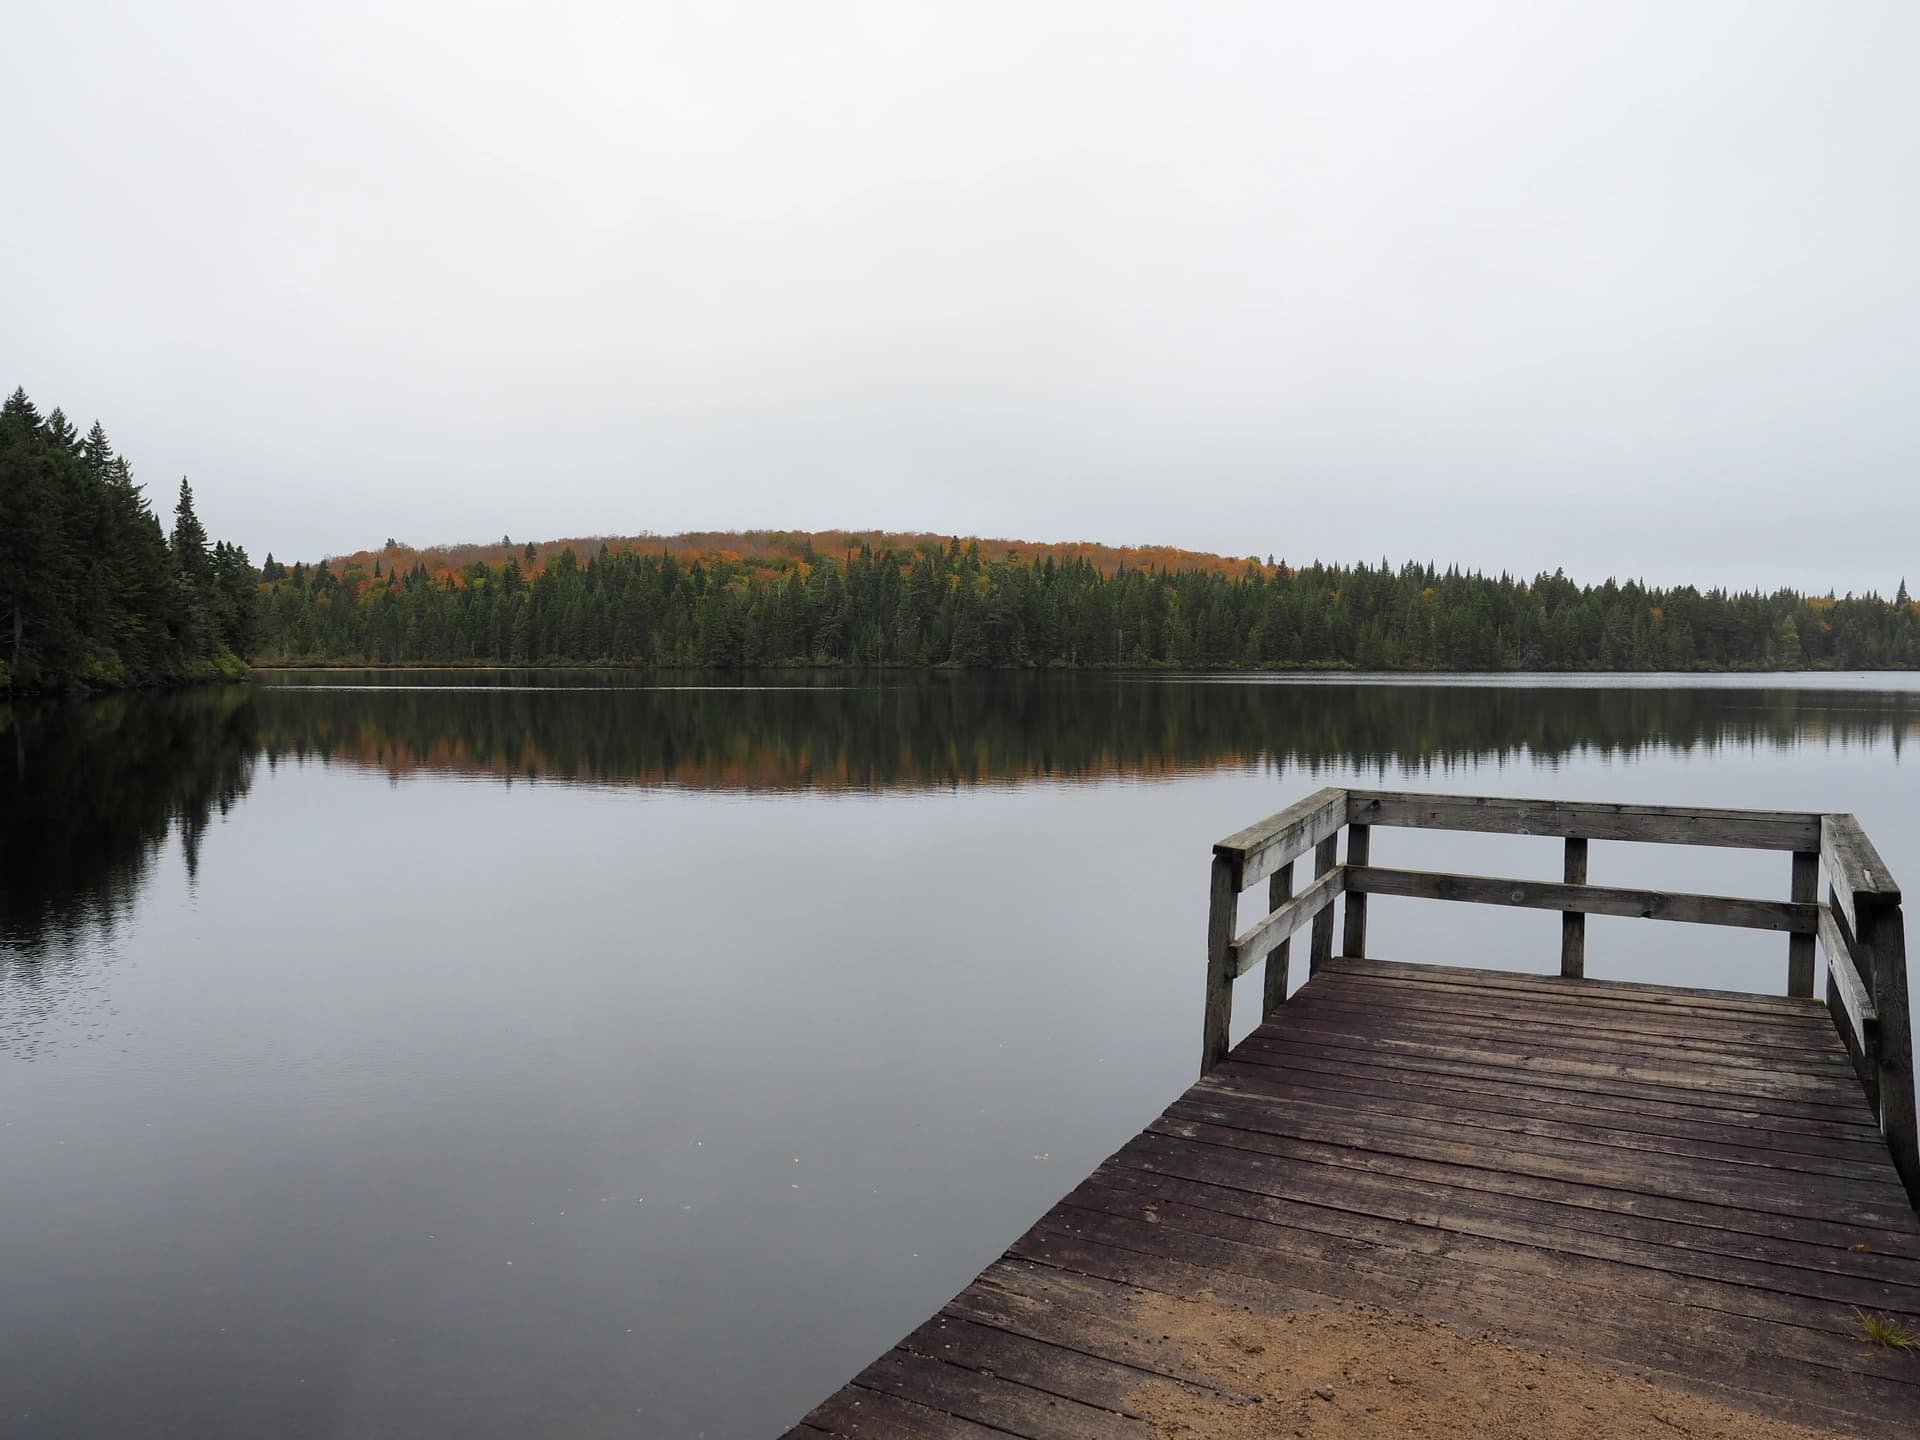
3, 671, 1917, 1438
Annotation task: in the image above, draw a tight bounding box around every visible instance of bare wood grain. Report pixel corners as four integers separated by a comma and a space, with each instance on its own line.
1788, 849, 1818, 997
1308, 835, 1338, 975
1341, 822, 1370, 958
1261, 860, 1293, 1017
1562, 836, 1588, 978
1213, 785, 1346, 890
1227, 865, 1345, 979
1348, 790, 1821, 850
1346, 864, 1815, 933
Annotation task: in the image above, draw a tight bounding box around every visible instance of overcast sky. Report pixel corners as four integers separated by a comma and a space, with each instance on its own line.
4, 2, 1915, 591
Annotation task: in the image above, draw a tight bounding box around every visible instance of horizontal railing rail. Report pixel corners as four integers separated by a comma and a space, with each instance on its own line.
1344, 790, 1824, 851
1202, 789, 1915, 1206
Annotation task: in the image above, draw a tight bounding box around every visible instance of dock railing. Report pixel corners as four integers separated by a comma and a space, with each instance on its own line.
1203, 788, 1916, 1203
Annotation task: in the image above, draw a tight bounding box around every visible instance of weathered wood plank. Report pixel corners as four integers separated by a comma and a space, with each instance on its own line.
1115, 1121, 1920, 1287
851, 1346, 1154, 1440
1227, 864, 1344, 979
901, 1313, 1209, 1416
1788, 849, 1818, 997
1260, 859, 1292, 1017
1347, 790, 1822, 850
1229, 1026, 1883, 1137
1858, 897, 1918, 1205
1176, 1078, 1909, 1222
1325, 954, 1824, 1020
1163, 1091, 1913, 1227
804, 1383, 1010, 1438
1005, 1225, 1898, 1436
1147, 1109, 1920, 1259
1346, 863, 1815, 933
1341, 822, 1370, 958
1053, 1180, 1920, 1384
1196, 1062, 1890, 1182
1294, 973, 1855, 1060
1213, 785, 1346, 890
945, 1273, 1246, 1393
1276, 991, 1860, 1081
1235, 1010, 1872, 1108
1209, 1051, 1890, 1163
1561, 836, 1588, 978
1221, 1022, 1886, 1142
1022, 1206, 1920, 1420
1822, 812, 1902, 929
1307, 835, 1337, 975
1819, 901, 1881, 1059
1076, 1162, 1920, 1339
1200, 854, 1235, 1074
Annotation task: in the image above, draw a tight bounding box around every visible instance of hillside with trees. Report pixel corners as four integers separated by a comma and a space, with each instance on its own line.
0, 387, 255, 692
255, 534, 1920, 672
6, 378, 1915, 682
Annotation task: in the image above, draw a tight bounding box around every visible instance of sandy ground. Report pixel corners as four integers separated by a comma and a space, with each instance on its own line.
1127, 1294, 1873, 1440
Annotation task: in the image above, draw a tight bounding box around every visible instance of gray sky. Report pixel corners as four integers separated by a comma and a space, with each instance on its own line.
4, 2, 1915, 591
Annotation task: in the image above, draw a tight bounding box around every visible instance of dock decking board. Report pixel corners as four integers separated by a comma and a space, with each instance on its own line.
792, 960, 1920, 1438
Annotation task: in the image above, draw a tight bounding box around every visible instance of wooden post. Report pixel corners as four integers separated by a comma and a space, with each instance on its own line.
1202, 855, 1238, 1075
1308, 835, 1339, 976
1827, 883, 1878, 1107
1787, 850, 1817, 998
1858, 897, 1918, 1205
1561, 837, 1588, 978
1263, 860, 1294, 1017
1341, 824, 1370, 959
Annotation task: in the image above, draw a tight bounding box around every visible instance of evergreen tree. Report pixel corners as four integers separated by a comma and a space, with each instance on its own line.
249, 540, 1920, 676
0, 388, 247, 690
44, 408, 80, 454
2, 386, 41, 430
82, 420, 115, 480
172, 477, 209, 580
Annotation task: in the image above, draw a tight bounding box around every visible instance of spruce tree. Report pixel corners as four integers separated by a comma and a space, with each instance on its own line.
44, 408, 80, 454
2, 386, 41, 431
83, 420, 114, 481
172, 477, 209, 580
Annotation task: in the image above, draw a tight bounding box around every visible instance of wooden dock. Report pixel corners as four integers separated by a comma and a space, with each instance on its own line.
786, 791, 1920, 1438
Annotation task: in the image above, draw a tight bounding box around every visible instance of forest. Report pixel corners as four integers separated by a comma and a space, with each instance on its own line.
0, 388, 255, 692
254, 536, 1920, 673
7, 381, 1920, 685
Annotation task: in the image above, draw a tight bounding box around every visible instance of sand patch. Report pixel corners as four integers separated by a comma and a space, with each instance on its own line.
1128, 1293, 1866, 1439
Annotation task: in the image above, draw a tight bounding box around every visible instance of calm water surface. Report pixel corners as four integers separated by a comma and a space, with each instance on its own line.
3, 672, 1917, 1437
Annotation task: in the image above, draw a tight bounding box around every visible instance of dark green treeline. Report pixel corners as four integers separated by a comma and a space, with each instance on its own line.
0, 387, 256, 691
257, 542, 1920, 672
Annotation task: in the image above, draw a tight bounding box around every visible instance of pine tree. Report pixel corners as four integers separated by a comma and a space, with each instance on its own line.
44, 407, 80, 454
82, 420, 115, 481
0, 389, 244, 688
2, 386, 41, 431
172, 477, 209, 580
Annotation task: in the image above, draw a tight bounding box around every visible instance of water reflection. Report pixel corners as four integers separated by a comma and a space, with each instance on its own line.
2, 674, 1914, 961
2, 673, 1917, 1436
256, 672, 1914, 787
0, 689, 257, 946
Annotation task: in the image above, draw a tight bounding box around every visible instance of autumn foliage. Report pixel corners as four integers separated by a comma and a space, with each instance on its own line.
319, 530, 1274, 587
